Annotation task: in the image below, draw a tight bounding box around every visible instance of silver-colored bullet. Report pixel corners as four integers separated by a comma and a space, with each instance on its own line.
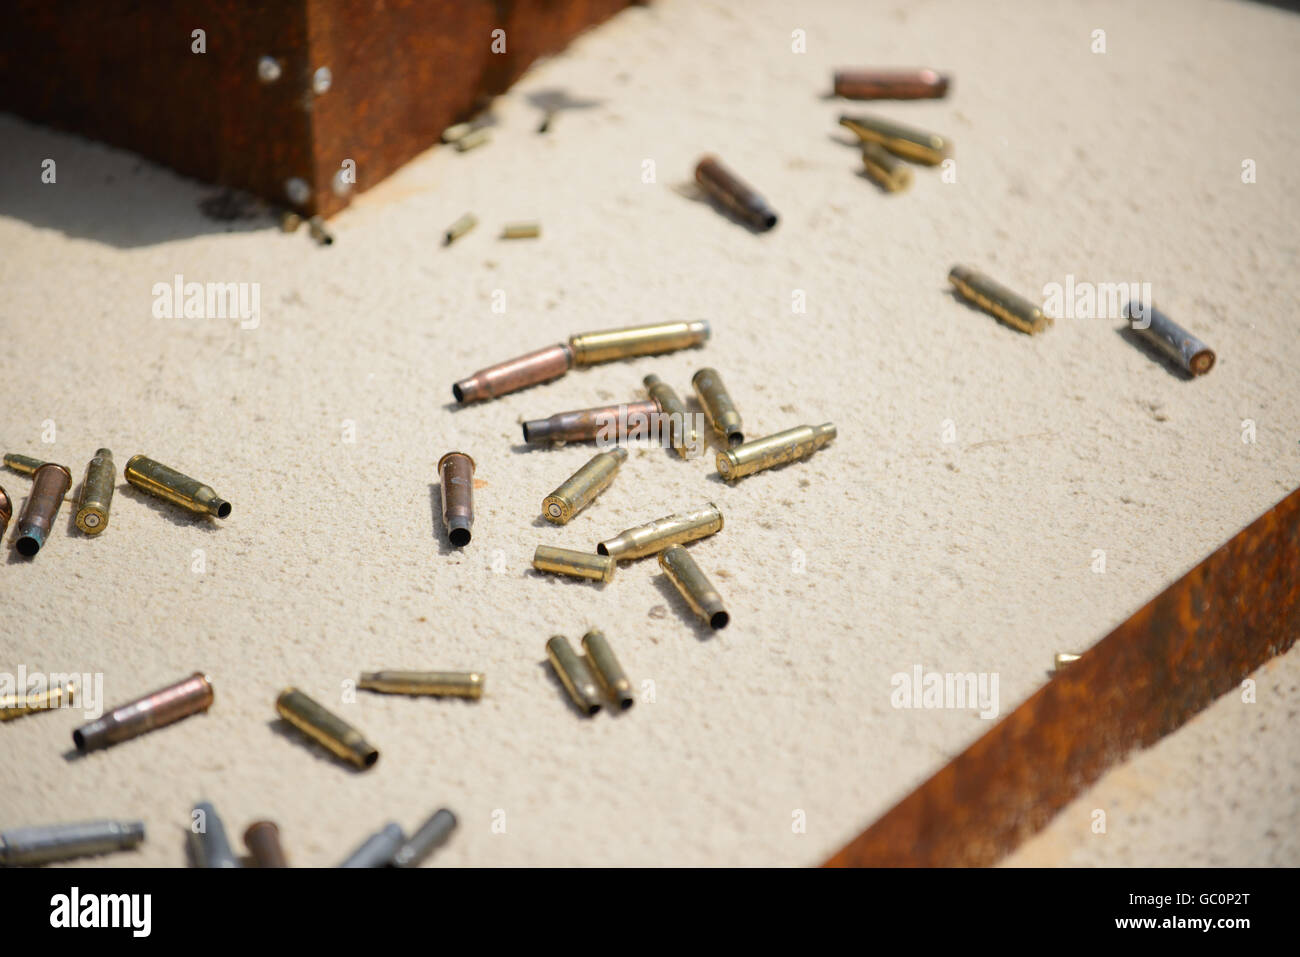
393, 809, 458, 868
188, 801, 241, 868
0, 819, 145, 866
339, 822, 406, 868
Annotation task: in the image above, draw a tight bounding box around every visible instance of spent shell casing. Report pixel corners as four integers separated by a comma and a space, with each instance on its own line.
834, 68, 950, 100
543, 448, 628, 523
73, 672, 214, 752
949, 265, 1050, 335
444, 212, 478, 245
568, 320, 710, 365
279, 210, 302, 232
1054, 653, 1082, 672
861, 142, 914, 193
659, 546, 730, 630
442, 121, 474, 143
307, 215, 334, 245
522, 400, 659, 445
453, 341, 574, 404
3, 452, 45, 475
340, 822, 405, 868
717, 423, 837, 481
839, 113, 951, 166
596, 502, 723, 561
14, 462, 71, 557
501, 221, 540, 239
454, 128, 491, 152
533, 545, 617, 583
0, 485, 10, 542
545, 635, 603, 716
0, 819, 145, 866
1125, 302, 1216, 376
189, 801, 241, 868
358, 671, 484, 698
393, 808, 457, 868
643, 374, 696, 457
692, 368, 744, 447
125, 454, 231, 518
0, 679, 75, 721
437, 451, 475, 547
276, 687, 379, 770
580, 629, 634, 710
695, 155, 778, 231
244, 821, 288, 867
75, 447, 115, 535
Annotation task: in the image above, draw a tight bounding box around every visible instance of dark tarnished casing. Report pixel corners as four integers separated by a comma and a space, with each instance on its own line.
15, 462, 72, 557
73, 672, 214, 752
244, 820, 288, 867
834, 68, 950, 100
695, 155, 778, 231
523, 400, 659, 445
1126, 302, 1215, 376
438, 451, 475, 547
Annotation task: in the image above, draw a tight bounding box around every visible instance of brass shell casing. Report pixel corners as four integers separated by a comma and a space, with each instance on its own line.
438, 451, 475, 547
76, 448, 115, 535
72, 672, 213, 752
581, 629, 634, 710
834, 68, 950, 100
533, 545, 616, 583
568, 320, 710, 366
15, 462, 72, 557
454, 128, 491, 152
695, 156, 779, 231
501, 221, 540, 239
545, 636, 603, 716
0, 679, 76, 721
643, 374, 696, 457
543, 448, 627, 524
444, 213, 478, 245
596, 502, 723, 561
659, 546, 730, 630
948, 265, 1051, 335
861, 142, 914, 193
276, 687, 379, 770
358, 671, 484, 698
453, 342, 573, 404
3, 452, 45, 475
523, 400, 659, 445
125, 454, 231, 518
1054, 653, 1082, 672
716, 424, 837, 481
692, 368, 744, 447
839, 113, 951, 166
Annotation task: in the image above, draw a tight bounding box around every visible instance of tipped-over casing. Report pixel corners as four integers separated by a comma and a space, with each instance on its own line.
15, 462, 72, 557
948, 265, 1051, 335
717, 424, 837, 481
695, 156, 779, 231
523, 400, 659, 445
581, 630, 635, 710
568, 320, 711, 365
0, 485, 11, 543
2, 452, 45, 475
189, 801, 241, 868
659, 546, 730, 630
358, 671, 484, 698
76, 448, 115, 534
453, 342, 574, 404
545, 635, 604, 716
861, 142, 913, 193
340, 822, 405, 867
0, 819, 146, 866
544, 448, 627, 523
533, 545, 617, 583
643, 374, 696, 457
840, 113, 951, 166
244, 821, 288, 867
834, 68, 950, 100
438, 451, 475, 547
73, 672, 213, 752
0, 679, 75, 721
1125, 302, 1215, 376
692, 368, 744, 447
596, 503, 723, 561
276, 687, 379, 770
393, 808, 457, 868
125, 454, 231, 518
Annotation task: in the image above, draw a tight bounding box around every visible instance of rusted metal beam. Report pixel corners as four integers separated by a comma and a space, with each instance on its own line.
825, 486, 1300, 867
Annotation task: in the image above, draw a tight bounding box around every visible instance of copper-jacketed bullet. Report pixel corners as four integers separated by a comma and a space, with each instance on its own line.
14, 462, 71, 557
276, 687, 379, 770
643, 374, 696, 457
0, 485, 10, 542
244, 820, 288, 867
659, 545, 730, 630
597, 502, 724, 561
358, 671, 484, 698
840, 113, 951, 166
545, 635, 603, 716
73, 672, 214, 752
949, 265, 1051, 335
568, 320, 710, 365
834, 68, 950, 100
523, 400, 659, 445
0, 820, 146, 865
717, 423, 837, 481
189, 801, 241, 868
581, 629, 634, 710
533, 545, 616, 583
453, 342, 574, 404
76, 448, 115, 535
544, 447, 627, 524
437, 451, 475, 547
692, 368, 744, 447
861, 142, 913, 193
125, 454, 231, 518
393, 808, 457, 868
3, 452, 45, 475
1125, 301, 1215, 376
695, 155, 778, 231
0, 679, 75, 721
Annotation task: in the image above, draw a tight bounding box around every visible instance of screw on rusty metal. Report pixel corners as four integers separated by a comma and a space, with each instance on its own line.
257, 56, 282, 84
312, 67, 332, 95
284, 177, 311, 207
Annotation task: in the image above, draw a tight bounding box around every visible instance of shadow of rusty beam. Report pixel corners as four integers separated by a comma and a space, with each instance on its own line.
825, 485, 1300, 867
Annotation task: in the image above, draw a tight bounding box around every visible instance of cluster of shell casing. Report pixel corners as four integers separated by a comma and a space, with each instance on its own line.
546, 630, 635, 716
340, 807, 458, 868
831, 68, 952, 194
